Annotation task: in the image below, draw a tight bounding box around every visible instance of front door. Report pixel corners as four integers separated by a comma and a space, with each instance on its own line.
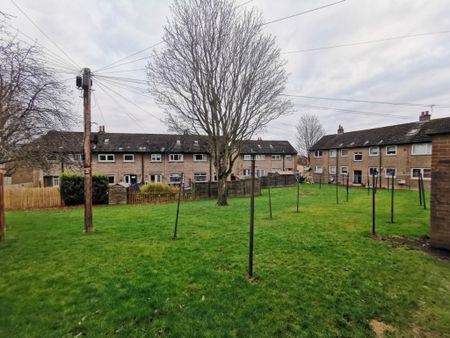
353, 170, 362, 184
124, 174, 138, 185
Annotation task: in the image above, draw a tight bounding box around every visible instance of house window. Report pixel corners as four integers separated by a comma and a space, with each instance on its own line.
169, 173, 182, 184
272, 155, 281, 160
98, 154, 115, 162
329, 149, 337, 158
107, 175, 115, 185
340, 149, 348, 157
256, 169, 265, 177
43, 176, 59, 187
386, 145, 397, 156
369, 147, 379, 156
255, 155, 265, 161
123, 154, 135, 162
384, 168, 397, 178
68, 154, 82, 161
169, 154, 184, 162
150, 174, 162, 183
411, 168, 431, 180
314, 166, 323, 174
244, 154, 252, 161
286, 167, 293, 172
285, 155, 293, 160
368, 167, 379, 177
193, 172, 207, 182
271, 168, 281, 173
329, 166, 336, 175
411, 143, 432, 155
341, 166, 349, 176
193, 154, 207, 162
243, 169, 251, 176
151, 154, 162, 162
314, 151, 323, 158
353, 152, 363, 161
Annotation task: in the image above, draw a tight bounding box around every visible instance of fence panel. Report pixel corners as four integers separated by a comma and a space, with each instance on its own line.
5, 186, 63, 211
192, 179, 260, 199
127, 191, 191, 204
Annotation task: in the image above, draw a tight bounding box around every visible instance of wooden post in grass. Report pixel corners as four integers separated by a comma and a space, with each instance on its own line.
346, 174, 349, 202
268, 176, 273, 219
335, 173, 339, 204
248, 156, 256, 279
172, 173, 184, 240
390, 173, 395, 223
372, 172, 376, 236
418, 172, 423, 206
319, 173, 322, 189
367, 176, 370, 196
420, 173, 427, 210
296, 175, 300, 213
0, 170, 5, 242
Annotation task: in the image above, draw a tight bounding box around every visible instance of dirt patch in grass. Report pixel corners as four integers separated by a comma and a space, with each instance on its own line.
374, 235, 450, 262
370, 319, 394, 337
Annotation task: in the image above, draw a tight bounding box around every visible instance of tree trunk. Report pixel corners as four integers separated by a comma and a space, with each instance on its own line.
0, 172, 5, 242
217, 176, 228, 206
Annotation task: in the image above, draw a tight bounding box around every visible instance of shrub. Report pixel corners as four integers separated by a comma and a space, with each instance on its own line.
60, 173, 109, 206
141, 183, 178, 194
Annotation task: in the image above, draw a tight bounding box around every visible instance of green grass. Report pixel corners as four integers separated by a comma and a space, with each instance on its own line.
1, 185, 449, 337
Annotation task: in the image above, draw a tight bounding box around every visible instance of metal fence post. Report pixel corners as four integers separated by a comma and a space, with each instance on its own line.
172, 173, 184, 240
372, 172, 376, 236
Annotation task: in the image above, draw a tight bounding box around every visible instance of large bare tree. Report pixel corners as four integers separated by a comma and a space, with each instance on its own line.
296, 113, 325, 159
147, 0, 291, 205
0, 25, 73, 175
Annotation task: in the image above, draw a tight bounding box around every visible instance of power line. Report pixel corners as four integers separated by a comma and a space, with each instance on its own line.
93, 76, 150, 95
282, 93, 450, 109
293, 103, 412, 119
10, 0, 80, 70
283, 29, 450, 54
94, 68, 147, 75
92, 91, 107, 126
262, 0, 346, 26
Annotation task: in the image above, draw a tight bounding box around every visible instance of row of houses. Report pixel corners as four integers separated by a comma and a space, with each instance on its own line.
11, 130, 298, 187
308, 112, 450, 190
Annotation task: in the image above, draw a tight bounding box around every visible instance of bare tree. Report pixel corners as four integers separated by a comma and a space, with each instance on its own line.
0, 25, 73, 176
296, 113, 325, 159
147, 0, 291, 206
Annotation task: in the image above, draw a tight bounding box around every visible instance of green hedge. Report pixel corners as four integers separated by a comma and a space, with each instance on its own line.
60, 173, 109, 206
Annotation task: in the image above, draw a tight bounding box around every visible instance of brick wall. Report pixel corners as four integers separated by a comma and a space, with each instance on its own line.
309, 144, 431, 190
430, 134, 450, 250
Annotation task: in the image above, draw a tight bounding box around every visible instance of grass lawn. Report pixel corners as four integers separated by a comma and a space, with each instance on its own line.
1, 184, 450, 337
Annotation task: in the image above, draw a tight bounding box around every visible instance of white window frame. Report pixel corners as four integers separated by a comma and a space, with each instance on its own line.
98, 154, 115, 162
314, 151, 323, 158
68, 154, 82, 161
329, 165, 337, 175
411, 168, 431, 180
329, 149, 337, 158
243, 169, 251, 176
151, 154, 162, 162
285, 155, 293, 160
123, 154, 135, 162
384, 168, 397, 178
368, 167, 379, 177
244, 154, 252, 161
314, 166, 323, 174
193, 172, 207, 182
411, 143, 432, 155
340, 166, 349, 176
149, 174, 162, 183
353, 151, 363, 161
107, 175, 116, 185
169, 173, 182, 184
255, 154, 265, 161
386, 145, 397, 156
272, 154, 282, 160
193, 154, 207, 162
271, 168, 281, 173
256, 169, 265, 177
169, 154, 184, 162
369, 146, 379, 157
340, 149, 348, 157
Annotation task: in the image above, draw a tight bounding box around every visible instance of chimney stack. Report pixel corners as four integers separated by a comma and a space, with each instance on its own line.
98, 125, 105, 133
337, 125, 344, 135
419, 111, 431, 122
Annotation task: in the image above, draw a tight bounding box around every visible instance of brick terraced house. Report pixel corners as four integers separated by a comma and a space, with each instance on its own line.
11, 130, 297, 187
309, 112, 450, 190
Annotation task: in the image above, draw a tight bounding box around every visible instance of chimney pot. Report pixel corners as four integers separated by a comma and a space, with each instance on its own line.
419, 111, 431, 122
337, 125, 344, 135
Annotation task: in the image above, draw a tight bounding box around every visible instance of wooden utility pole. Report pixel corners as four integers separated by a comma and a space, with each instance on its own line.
82, 68, 93, 233
172, 173, 184, 240
0, 169, 5, 241
248, 156, 256, 279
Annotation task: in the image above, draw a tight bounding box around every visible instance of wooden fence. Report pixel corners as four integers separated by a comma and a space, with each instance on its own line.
127, 191, 191, 204
260, 174, 298, 188
4, 186, 63, 211
192, 179, 261, 199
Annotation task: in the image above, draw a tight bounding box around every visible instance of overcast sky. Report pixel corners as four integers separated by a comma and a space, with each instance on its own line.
3, 0, 450, 148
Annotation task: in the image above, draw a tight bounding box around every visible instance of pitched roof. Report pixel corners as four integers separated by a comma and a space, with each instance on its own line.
310, 117, 450, 151
40, 131, 297, 154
